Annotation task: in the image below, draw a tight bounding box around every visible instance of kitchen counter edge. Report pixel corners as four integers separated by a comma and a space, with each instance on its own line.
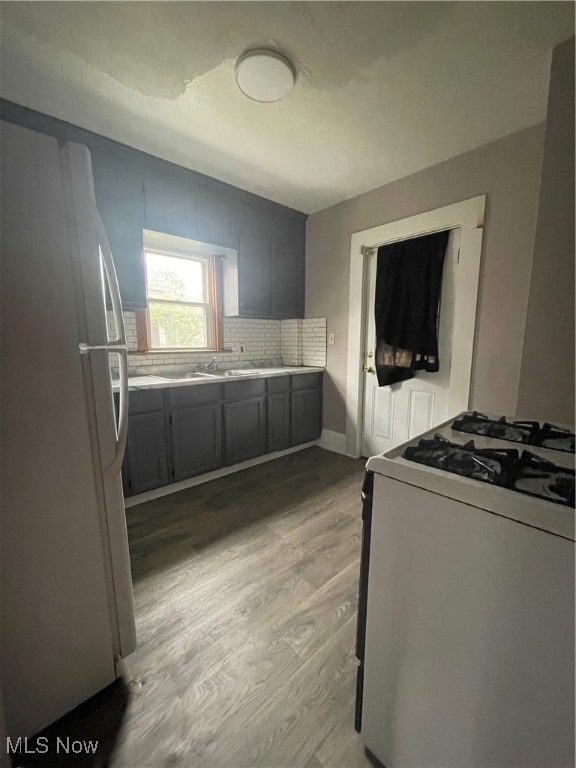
114, 366, 325, 392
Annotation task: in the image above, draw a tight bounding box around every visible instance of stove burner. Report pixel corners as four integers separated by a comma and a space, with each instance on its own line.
403, 435, 518, 485
451, 412, 575, 454
451, 412, 538, 443
512, 452, 575, 507
538, 423, 576, 453
402, 436, 575, 507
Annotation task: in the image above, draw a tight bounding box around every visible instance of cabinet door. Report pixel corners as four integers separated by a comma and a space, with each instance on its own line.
125, 411, 169, 495
92, 152, 146, 310
170, 404, 223, 481
238, 230, 272, 317
143, 176, 197, 240
291, 387, 322, 445
196, 192, 236, 247
224, 397, 267, 465
271, 226, 305, 319
268, 392, 291, 452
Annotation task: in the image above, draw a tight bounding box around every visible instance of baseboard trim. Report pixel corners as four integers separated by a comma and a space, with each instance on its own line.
124, 441, 317, 507
316, 429, 348, 455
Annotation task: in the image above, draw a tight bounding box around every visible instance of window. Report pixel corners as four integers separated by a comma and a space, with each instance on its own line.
139, 231, 223, 351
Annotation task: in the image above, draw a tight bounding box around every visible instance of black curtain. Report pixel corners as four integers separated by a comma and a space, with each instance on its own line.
374, 230, 449, 387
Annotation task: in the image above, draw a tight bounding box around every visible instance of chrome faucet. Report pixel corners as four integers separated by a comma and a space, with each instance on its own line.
205, 356, 219, 372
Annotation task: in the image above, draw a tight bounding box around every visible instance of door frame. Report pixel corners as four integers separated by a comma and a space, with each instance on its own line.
345, 195, 486, 457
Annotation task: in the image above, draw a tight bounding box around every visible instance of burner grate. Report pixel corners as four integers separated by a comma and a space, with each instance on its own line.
451, 412, 574, 454
512, 452, 575, 507
402, 435, 575, 507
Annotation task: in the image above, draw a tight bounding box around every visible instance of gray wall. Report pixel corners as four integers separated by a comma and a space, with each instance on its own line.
306, 123, 546, 434
516, 38, 575, 427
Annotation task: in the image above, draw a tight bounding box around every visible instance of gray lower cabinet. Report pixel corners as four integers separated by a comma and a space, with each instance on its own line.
125, 411, 169, 495
267, 376, 291, 451
122, 373, 322, 496
224, 397, 267, 465
291, 375, 323, 445
170, 404, 222, 480
223, 379, 267, 465
267, 393, 291, 451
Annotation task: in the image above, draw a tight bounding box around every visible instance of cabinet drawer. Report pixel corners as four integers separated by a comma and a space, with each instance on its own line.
291, 372, 323, 391
267, 376, 291, 394
224, 378, 265, 402
128, 388, 165, 414
168, 383, 222, 408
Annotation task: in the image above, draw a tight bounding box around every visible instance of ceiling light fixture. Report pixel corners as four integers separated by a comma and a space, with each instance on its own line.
235, 49, 295, 103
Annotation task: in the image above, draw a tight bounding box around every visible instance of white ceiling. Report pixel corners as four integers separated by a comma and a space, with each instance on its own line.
0, 2, 573, 213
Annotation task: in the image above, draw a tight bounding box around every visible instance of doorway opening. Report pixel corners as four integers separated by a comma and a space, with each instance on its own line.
346, 196, 486, 458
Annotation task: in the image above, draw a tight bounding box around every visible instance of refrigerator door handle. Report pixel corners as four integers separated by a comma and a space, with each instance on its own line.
108, 346, 129, 476
79, 342, 128, 354
96, 210, 126, 346
94, 207, 129, 475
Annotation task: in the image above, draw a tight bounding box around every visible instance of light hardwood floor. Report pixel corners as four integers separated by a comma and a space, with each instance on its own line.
110, 446, 376, 768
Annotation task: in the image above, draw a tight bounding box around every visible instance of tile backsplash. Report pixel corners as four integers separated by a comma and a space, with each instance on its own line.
108, 312, 326, 373
280, 319, 303, 366
302, 318, 327, 367
281, 318, 327, 367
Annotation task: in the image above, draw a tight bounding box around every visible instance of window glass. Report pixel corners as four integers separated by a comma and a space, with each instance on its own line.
146, 251, 205, 303
144, 245, 214, 350
148, 301, 208, 349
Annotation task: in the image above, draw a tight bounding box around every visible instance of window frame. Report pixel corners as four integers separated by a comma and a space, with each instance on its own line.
136, 233, 224, 353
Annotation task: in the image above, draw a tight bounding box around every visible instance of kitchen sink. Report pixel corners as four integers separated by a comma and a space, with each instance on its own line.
223, 370, 262, 377
156, 372, 222, 381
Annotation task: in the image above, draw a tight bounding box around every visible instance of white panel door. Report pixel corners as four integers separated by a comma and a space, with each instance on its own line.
361, 228, 461, 457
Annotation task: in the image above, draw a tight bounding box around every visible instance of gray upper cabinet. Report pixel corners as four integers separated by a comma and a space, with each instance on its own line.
0, 103, 307, 316
143, 175, 197, 241
237, 229, 273, 317
272, 222, 305, 319
92, 152, 146, 310
234, 210, 305, 319
196, 192, 236, 247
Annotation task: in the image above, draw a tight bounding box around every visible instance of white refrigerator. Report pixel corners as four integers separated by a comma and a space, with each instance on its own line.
0, 120, 136, 738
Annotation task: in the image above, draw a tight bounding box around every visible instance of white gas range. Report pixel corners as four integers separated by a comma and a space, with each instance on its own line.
355, 412, 575, 768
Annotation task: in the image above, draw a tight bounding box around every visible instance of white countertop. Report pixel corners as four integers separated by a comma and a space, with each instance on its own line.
113, 366, 324, 392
